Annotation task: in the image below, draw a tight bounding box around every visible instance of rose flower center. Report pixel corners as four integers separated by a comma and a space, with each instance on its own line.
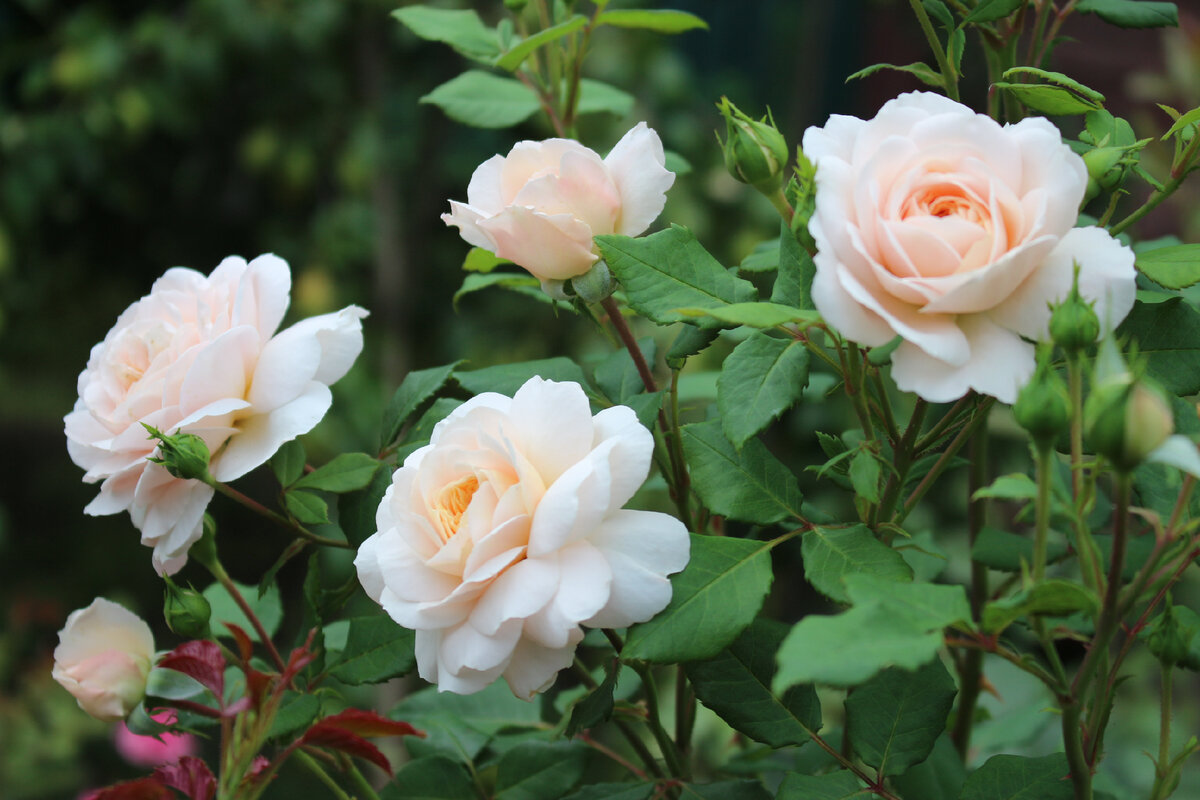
431, 475, 480, 544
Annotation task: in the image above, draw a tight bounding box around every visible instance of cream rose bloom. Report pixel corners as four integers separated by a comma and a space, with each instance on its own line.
355, 377, 690, 699
441, 122, 675, 284
65, 254, 368, 574
53, 598, 155, 722
805, 91, 1136, 403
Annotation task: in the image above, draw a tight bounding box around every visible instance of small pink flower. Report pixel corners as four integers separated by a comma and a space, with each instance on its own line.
114, 711, 198, 767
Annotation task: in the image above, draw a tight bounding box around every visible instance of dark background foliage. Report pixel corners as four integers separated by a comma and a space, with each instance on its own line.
0, 0, 1194, 796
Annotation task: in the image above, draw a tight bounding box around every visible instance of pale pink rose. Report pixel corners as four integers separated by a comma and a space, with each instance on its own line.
114, 710, 197, 766
64, 254, 368, 574
804, 91, 1136, 403
355, 377, 690, 699
441, 122, 675, 284
53, 598, 155, 722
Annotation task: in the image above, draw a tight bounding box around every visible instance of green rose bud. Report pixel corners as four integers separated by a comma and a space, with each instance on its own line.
1084, 371, 1173, 473
716, 97, 789, 192
1048, 265, 1100, 354
142, 425, 212, 482
1013, 345, 1070, 449
1144, 603, 1200, 670
162, 576, 212, 639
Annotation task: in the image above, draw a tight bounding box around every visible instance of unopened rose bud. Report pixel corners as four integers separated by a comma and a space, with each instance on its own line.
53, 598, 155, 722
163, 576, 212, 639
1013, 346, 1070, 449
717, 97, 789, 192
1085, 375, 1173, 473
143, 425, 211, 482
1145, 603, 1200, 670
1049, 265, 1101, 354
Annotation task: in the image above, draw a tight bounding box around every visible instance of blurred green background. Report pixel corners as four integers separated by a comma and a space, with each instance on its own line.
1, 0, 1197, 797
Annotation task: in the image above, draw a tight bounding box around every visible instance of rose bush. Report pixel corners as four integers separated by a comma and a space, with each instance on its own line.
64, 254, 367, 574
441, 122, 675, 286
355, 377, 690, 699
52, 598, 156, 722
804, 91, 1136, 402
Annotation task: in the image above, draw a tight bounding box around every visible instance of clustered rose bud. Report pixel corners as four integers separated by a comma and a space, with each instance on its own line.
163, 576, 212, 639
1084, 349, 1174, 472
1144, 603, 1200, 670
717, 97, 789, 192
53, 598, 155, 722
1049, 266, 1102, 355
1013, 346, 1070, 449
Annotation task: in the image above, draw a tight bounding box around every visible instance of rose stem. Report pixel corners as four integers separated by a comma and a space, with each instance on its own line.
952, 413, 990, 760
293, 749, 352, 800
208, 479, 352, 549
205, 557, 288, 674
572, 658, 664, 780
908, 0, 960, 101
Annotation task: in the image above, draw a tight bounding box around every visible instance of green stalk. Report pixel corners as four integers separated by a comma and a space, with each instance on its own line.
1033, 442, 1053, 582
204, 557, 288, 674
952, 422, 990, 759
1149, 663, 1174, 800
908, 0, 959, 101
294, 750, 352, 800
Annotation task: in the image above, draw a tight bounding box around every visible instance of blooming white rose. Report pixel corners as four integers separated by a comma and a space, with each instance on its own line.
65, 254, 368, 574
53, 598, 155, 722
355, 377, 690, 699
441, 122, 675, 284
804, 91, 1136, 403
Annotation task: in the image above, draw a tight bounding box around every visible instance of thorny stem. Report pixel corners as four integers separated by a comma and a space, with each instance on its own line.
633, 665, 689, 781
843, 343, 876, 441
799, 723, 903, 800
1111, 132, 1200, 236
208, 479, 352, 549
205, 558, 288, 674
913, 395, 973, 453
572, 658, 664, 780
952, 419, 990, 760
1151, 662, 1174, 799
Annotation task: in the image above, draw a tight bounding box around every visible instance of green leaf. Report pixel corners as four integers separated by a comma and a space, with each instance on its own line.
776, 771, 867, 800
576, 79, 635, 117
679, 782, 770, 800
623, 534, 774, 663
594, 338, 657, 403
596, 228, 757, 328
983, 580, 1100, 633
973, 473, 1038, 502
495, 15, 588, 72
1117, 297, 1200, 395
463, 247, 509, 273
381, 363, 460, 449
328, 615, 416, 685
971, 527, 1067, 572
1162, 104, 1200, 140
293, 452, 379, 494
268, 691, 321, 739
382, 756, 478, 800
595, 9, 709, 33
1136, 244, 1200, 290
392, 7, 500, 60
958, 753, 1073, 800
563, 785, 654, 800
494, 742, 588, 800
455, 357, 587, 396
565, 661, 618, 736
397, 682, 542, 763
681, 421, 804, 525
674, 302, 820, 329
845, 62, 944, 89
843, 575, 971, 630
801, 525, 913, 604
848, 449, 882, 504
285, 489, 329, 525
962, 0, 1026, 23
717, 333, 809, 447
203, 580, 282, 642
775, 602, 943, 688
739, 238, 778, 273
892, 735, 966, 800
623, 391, 665, 430
685, 619, 821, 748
772, 223, 816, 309
421, 71, 540, 128
995, 79, 1104, 115
270, 439, 306, 487
666, 326, 719, 368
1076, 0, 1178, 28
844, 659, 957, 776
339, 466, 392, 546
454, 272, 573, 310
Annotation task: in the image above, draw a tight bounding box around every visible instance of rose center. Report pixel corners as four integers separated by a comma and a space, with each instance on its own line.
902, 184, 989, 228
432, 475, 480, 544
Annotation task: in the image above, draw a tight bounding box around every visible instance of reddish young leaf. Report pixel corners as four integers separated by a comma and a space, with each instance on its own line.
157, 641, 226, 701
303, 709, 423, 739
81, 778, 173, 800
224, 622, 255, 664
154, 756, 216, 800
298, 729, 393, 775
281, 629, 318, 684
